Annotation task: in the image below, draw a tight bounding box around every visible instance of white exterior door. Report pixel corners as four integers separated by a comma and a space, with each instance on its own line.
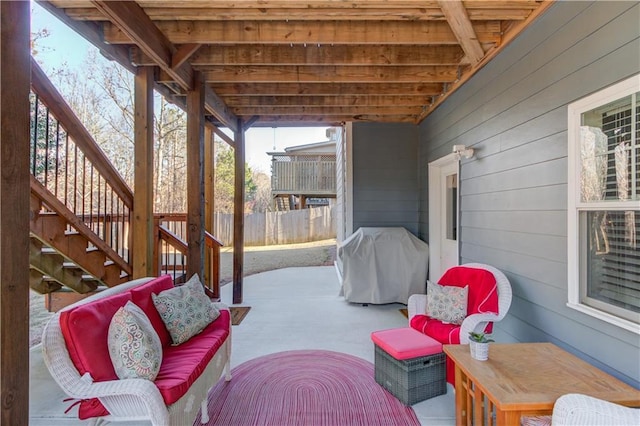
428, 154, 459, 281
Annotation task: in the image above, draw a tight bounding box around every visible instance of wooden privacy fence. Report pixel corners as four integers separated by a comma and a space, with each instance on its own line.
215, 205, 336, 246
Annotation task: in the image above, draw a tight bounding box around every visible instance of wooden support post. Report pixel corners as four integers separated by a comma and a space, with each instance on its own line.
0, 2, 31, 424
132, 66, 154, 278
186, 71, 205, 281
233, 121, 246, 304
203, 126, 214, 288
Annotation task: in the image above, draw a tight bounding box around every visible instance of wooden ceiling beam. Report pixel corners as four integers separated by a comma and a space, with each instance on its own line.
438, 0, 485, 65
63, 7, 533, 21
188, 65, 458, 84
132, 45, 466, 67
236, 114, 418, 125
90, 1, 238, 132
210, 82, 443, 96
91, 1, 193, 91
231, 105, 423, 116
36, 1, 136, 73
103, 20, 501, 45
222, 95, 431, 107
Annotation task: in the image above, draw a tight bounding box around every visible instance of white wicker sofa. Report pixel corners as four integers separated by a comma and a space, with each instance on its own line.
41, 276, 231, 426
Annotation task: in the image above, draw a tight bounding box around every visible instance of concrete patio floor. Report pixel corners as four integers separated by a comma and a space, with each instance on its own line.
30, 265, 455, 425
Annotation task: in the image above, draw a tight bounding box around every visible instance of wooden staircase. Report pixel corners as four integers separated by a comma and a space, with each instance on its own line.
27, 58, 223, 311
29, 179, 131, 309
276, 195, 291, 211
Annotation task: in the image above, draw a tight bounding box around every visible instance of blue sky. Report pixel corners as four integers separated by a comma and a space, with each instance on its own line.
30, 1, 330, 175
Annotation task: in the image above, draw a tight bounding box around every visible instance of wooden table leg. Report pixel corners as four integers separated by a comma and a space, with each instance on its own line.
473, 384, 484, 426
454, 365, 467, 426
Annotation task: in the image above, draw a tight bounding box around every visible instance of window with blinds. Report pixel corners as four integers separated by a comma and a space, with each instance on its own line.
572, 80, 640, 327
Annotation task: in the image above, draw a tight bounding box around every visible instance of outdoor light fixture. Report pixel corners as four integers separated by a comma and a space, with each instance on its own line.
452, 144, 475, 160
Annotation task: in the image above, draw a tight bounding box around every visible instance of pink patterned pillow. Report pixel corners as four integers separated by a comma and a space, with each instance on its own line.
107, 301, 162, 380
426, 280, 468, 325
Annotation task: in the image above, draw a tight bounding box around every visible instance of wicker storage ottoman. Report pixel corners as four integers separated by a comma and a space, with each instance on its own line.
371, 328, 446, 405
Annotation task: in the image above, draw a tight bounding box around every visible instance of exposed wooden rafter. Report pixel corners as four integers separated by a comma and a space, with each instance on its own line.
44, 0, 553, 124
438, 0, 485, 65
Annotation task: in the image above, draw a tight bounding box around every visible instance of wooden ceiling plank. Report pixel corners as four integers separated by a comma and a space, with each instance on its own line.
237, 114, 419, 125
232, 105, 423, 116
103, 20, 502, 45
222, 95, 431, 107
64, 6, 532, 21
194, 45, 465, 66
191, 65, 457, 84
133, 45, 465, 67
210, 82, 444, 96
438, 0, 485, 65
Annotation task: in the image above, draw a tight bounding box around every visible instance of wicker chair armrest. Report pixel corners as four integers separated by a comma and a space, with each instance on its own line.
552, 394, 640, 425
78, 375, 169, 426
459, 313, 500, 344
407, 294, 428, 320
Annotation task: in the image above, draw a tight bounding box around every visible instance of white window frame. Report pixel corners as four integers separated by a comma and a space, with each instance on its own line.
567, 74, 640, 334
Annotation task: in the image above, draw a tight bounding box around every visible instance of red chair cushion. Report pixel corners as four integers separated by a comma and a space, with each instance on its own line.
155, 310, 230, 404
59, 291, 132, 419
130, 275, 174, 347
409, 266, 501, 385
438, 266, 499, 316
409, 315, 461, 345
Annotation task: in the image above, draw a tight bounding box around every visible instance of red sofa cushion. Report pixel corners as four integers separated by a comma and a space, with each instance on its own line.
155, 310, 230, 404
60, 291, 131, 382
130, 275, 174, 347
59, 291, 132, 419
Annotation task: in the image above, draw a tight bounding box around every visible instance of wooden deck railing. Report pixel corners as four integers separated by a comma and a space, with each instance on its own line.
154, 213, 223, 298
271, 153, 336, 195
29, 59, 133, 266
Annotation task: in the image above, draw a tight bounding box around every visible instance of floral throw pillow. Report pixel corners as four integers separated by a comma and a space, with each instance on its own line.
151, 274, 220, 345
426, 280, 469, 325
108, 301, 162, 381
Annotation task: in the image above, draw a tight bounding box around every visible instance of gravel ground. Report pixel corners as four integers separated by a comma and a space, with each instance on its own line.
29, 238, 337, 347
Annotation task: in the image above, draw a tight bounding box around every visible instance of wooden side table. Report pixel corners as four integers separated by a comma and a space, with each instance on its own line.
443, 343, 640, 426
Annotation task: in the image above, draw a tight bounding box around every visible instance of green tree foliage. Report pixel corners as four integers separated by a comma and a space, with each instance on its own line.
214, 140, 257, 213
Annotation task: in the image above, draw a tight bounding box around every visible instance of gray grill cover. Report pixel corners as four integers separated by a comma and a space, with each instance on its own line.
337, 227, 429, 304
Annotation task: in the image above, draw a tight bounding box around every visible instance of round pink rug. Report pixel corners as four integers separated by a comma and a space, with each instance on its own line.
197, 350, 420, 425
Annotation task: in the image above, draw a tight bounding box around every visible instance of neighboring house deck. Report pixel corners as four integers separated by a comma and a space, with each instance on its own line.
269, 137, 337, 210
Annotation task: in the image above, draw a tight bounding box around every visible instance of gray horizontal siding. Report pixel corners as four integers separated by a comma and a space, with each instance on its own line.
351, 122, 419, 235
418, 1, 640, 386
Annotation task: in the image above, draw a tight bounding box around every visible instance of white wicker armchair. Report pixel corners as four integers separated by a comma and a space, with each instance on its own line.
407, 263, 512, 344
551, 394, 640, 425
